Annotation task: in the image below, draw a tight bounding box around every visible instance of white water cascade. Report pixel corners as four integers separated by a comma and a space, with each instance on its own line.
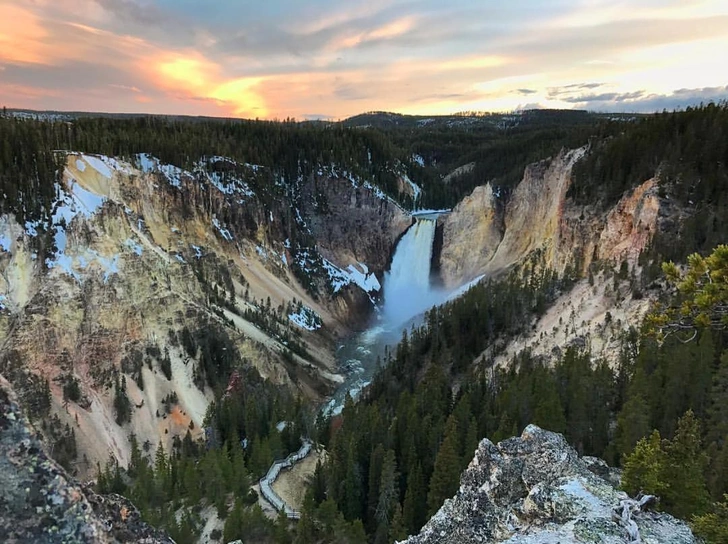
382, 217, 439, 326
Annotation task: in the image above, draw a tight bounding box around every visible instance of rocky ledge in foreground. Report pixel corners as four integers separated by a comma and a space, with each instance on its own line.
403, 425, 697, 544
0, 375, 172, 544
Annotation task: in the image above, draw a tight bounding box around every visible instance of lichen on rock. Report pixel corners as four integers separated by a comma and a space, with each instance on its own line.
402, 425, 697, 544
0, 375, 172, 543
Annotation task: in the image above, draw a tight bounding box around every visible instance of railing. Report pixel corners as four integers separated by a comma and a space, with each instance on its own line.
258, 439, 313, 519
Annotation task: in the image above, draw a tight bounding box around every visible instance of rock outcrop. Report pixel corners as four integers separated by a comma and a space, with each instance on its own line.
403, 425, 697, 544
490, 148, 587, 274
438, 148, 674, 366
0, 375, 172, 544
301, 174, 411, 273
439, 184, 502, 289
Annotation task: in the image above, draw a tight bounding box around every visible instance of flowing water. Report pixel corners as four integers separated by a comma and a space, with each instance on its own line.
325, 216, 445, 414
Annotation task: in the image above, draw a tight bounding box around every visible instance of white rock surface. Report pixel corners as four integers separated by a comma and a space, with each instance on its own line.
402, 425, 697, 544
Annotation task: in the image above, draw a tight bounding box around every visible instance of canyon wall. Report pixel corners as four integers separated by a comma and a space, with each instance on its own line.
440, 147, 666, 289
0, 153, 410, 474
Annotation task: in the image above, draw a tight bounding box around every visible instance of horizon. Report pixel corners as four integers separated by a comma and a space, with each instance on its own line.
2, 104, 660, 123
1, 1, 728, 119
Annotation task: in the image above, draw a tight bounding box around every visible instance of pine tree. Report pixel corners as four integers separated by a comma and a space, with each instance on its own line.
693, 495, 728, 544
375, 450, 399, 526
532, 372, 566, 434
311, 459, 327, 505
661, 410, 710, 518
403, 462, 427, 535
388, 502, 407, 542
366, 444, 385, 531
621, 430, 666, 498
222, 498, 244, 542
427, 416, 462, 516
154, 442, 169, 502
615, 393, 652, 458
342, 442, 364, 521
707, 350, 728, 447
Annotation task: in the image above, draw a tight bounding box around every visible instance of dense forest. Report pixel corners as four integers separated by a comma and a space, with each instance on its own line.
0, 107, 626, 223
299, 105, 728, 543
304, 247, 728, 544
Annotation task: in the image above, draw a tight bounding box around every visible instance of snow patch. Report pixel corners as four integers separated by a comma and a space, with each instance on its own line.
288, 304, 322, 331
83, 155, 113, 178
212, 217, 234, 241
323, 259, 380, 294
0, 234, 12, 253
136, 153, 186, 187
75, 159, 86, 172
402, 174, 422, 202
195, 156, 256, 198
24, 220, 40, 237
124, 239, 144, 256
44, 181, 118, 282
69, 181, 106, 216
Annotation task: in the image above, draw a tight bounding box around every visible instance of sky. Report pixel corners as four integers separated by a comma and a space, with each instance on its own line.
1, 0, 727, 120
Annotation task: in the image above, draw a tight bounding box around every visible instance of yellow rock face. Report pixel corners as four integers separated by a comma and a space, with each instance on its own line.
1, 153, 405, 475
440, 147, 662, 286
440, 184, 503, 289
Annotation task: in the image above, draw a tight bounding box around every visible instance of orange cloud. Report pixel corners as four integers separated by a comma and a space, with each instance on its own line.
330, 16, 417, 50
151, 53, 267, 117
0, 4, 49, 64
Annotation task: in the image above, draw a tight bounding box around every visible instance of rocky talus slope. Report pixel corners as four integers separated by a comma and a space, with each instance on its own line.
0, 375, 172, 543
403, 425, 697, 544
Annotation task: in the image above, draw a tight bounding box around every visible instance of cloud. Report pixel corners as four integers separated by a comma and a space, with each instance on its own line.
1, 0, 728, 118
563, 86, 728, 112
333, 84, 373, 101
93, 0, 165, 26
558, 91, 645, 103
562, 82, 604, 90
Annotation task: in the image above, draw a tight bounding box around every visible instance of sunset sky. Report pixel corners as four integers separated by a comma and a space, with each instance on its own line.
1, 0, 727, 119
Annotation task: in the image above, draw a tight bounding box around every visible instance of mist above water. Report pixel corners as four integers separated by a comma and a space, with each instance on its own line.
326, 214, 475, 415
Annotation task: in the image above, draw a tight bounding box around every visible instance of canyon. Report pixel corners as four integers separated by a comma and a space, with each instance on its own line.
1, 142, 670, 472
0, 137, 691, 542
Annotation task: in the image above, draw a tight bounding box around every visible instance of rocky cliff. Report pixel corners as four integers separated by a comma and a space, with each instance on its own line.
439, 184, 502, 289
0, 375, 172, 544
0, 153, 411, 476
439, 147, 667, 287
403, 425, 697, 544
301, 174, 411, 273
438, 147, 677, 366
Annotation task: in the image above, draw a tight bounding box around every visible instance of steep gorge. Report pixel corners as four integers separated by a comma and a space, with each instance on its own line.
0, 152, 411, 474
0, 143, 677, 476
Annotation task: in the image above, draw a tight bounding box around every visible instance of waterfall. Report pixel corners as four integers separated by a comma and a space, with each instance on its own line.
382, 218, 438, 326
